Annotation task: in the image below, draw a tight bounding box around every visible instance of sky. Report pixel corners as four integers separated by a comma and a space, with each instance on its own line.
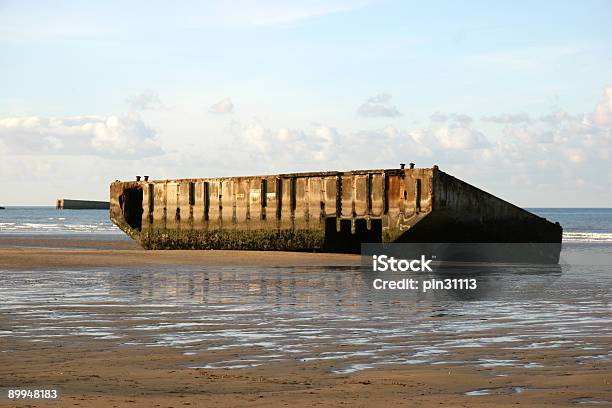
0, 0, 611, 206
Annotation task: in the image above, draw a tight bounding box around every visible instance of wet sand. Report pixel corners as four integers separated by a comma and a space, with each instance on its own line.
0, 235, 361, 269
2, 336, 610, 407
1, 237, 610, 407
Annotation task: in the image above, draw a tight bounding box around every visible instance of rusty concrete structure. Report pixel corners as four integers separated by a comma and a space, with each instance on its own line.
56, 199, 110, 210
109, 166, 562, 259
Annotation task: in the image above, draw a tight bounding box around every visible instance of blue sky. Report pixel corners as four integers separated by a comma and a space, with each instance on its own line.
1, 0, 611, 206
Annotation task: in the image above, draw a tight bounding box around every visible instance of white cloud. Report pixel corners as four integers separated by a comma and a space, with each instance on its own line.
354, 127, 434, 160
539, 111, 576, 125
126, 90, 162, 110
482, 112, 532, 124
430, 112, 448, 122
429, 112, 472, 125
476, 89, 612, 200
452, 114, 472, 125
241, 123, 270, 152
564, 148, 585, 164
357, 94, 401, 118
209, 97, 234, 114
367, 93, 392, 104
357, 104, 401, 118
0, 114, 162, 158
588, 86, 612, 128
504, 126, 554, 144
432, 124, 488, 149
237, 122, 340, 163
236, 120, 493, 170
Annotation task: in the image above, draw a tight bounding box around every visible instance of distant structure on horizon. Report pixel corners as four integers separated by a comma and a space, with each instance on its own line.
56, 199, 110, 210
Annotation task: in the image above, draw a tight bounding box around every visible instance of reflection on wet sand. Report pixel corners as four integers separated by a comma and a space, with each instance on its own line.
1, 252, 610, 374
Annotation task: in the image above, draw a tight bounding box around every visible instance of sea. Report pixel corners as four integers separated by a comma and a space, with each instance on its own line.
0, 206, 119, 235
1, 206, 611, 241
0, 207, 610, 374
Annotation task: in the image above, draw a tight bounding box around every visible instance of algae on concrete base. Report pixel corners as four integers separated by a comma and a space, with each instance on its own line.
139, 228, 325, 251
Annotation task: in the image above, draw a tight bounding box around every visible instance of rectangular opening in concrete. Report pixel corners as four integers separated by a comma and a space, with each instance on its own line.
276, 178, 282, 220
120, 187, 143, 231
204, 182, 210, 221
290, 177, 297, 213
147, 184, 154, 224
323, 217, 382, 253
189, 182, 195, 206
261, 179, 267, 220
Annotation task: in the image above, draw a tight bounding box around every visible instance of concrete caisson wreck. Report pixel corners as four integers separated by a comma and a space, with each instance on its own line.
110, 166, 562, 260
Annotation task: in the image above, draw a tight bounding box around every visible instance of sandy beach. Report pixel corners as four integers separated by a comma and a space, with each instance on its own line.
2, 335, 610, 407
0, 237, 360, 270
1, 236, 610, 407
